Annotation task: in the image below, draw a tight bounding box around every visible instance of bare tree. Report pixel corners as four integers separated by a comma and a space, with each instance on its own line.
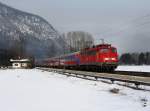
63, 31, 94, 53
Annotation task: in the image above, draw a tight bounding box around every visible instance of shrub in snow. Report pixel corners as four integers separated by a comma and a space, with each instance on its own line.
140, 97, 148, 107
109, 88, 120, 94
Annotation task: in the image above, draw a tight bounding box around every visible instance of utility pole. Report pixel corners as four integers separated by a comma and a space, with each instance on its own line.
95, 38, 105, 45
99, 38, 105, 44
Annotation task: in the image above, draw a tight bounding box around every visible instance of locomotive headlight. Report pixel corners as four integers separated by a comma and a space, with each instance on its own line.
104, 58, 116, 61
104, 58, 109, 60
111, 58, 116, 60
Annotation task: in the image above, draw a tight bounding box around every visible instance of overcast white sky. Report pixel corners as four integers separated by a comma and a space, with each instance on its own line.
0, 0, 150, 53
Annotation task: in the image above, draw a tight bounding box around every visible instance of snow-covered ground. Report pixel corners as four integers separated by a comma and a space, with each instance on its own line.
0, 69, 149, 111
116, 65, 150, 72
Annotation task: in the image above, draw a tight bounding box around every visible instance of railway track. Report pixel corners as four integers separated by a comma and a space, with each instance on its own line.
114, 71, 150, 77
37, 67, 150, 88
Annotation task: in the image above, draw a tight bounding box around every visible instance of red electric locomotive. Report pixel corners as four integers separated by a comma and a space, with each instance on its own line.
36, 43, 118, 72
78, 44, 118, 71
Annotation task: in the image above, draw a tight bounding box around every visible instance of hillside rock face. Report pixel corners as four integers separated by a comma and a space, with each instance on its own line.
0, 2, 64, 58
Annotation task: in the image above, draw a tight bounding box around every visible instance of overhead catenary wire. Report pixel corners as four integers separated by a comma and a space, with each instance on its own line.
97, 13, 150, 38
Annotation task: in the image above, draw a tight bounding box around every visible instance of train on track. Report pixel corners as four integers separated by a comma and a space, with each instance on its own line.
36, 43, 118, 72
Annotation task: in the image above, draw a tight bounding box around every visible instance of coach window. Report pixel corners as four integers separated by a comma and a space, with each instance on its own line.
81, 51, 84, 55
82, 51, 87, 55
85, 51, 88, 55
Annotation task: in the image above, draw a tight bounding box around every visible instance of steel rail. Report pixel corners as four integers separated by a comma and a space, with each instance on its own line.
37, 67, 150, 87
114, 71, 150, 77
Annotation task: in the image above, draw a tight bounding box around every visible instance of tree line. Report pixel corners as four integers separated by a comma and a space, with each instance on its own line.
2, 30, 149, 66
119, 52, 150, 65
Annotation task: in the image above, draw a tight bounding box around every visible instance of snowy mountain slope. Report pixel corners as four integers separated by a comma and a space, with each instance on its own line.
0, 69, 149, 111
0, 2, 65, 58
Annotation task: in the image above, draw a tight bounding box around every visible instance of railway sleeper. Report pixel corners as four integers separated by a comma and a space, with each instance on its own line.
134, 82, 140, 89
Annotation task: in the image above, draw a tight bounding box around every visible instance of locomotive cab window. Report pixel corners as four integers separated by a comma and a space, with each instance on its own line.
111, 48, 117, 53
88, 50, 96, 55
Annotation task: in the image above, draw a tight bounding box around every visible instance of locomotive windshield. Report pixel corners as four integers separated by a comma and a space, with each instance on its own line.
100, 48, 117, 53
100, 48, 109, 53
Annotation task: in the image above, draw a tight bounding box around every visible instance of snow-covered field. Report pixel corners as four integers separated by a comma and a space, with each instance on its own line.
0, 69, 149, 111
116, 65, 150, 72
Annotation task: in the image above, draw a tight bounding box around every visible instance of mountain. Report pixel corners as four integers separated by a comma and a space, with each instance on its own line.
0, 2, 65, 59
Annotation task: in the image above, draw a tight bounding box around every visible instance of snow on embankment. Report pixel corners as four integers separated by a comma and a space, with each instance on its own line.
0, 69, 149, 111
116, 65, 150, 72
